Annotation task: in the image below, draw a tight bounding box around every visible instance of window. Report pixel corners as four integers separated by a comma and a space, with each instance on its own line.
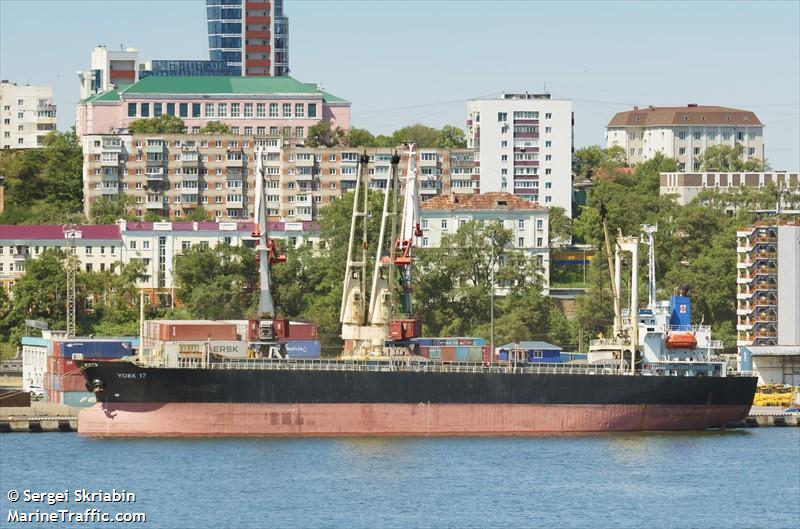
748, 147, 755, 155
295, 126, 304, 138
231, 103, 240, 117
497, 112, 507, 122
154, 103, 162, 117
192, 103, 201, 118
545, 127, 552, 133
205, 103, 215, 117
708, 130, 716, 140
518, 237, 524, 247
269, 103, 278, 117
679, 147, 686, 155
127, 103, 137, 117
257, 126, 265, 135
545, 113, 552, 119
441, 220, 448, 230
166, 103, 175, 116
85, 246, 93, 255
244, 103, 253, 118
737, 131, 745, 141
501, 154, 508, 162
693, 147, 700, 155
218, 103, 227, 117
545, 141, 552, 147
545, 155, 552, 161
282, 103, 291, 117
693, 131, 701, 140
518, 220, 525, 229
295, 104, 305, 117
545, 182, 551, 189
536, 219, 543, 230
308, 103, 317, 118
422, 219, 429, 230
130, 241, 137, 249
501, 140, 508, 148
422, 237, 429, 247
179, 103, 188, 118
678, 131, 687, 140
244, 126, 253, 135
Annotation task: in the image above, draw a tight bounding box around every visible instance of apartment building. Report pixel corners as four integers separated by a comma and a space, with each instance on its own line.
466, 93, 573, 215
419, 192, 550, 292
75, 75, 349, 140
82, 133, 478, 222
660, 171, 800, 206
0, 220, 319, 304
207, 0, 289, 76
606, 105, 763, 171
0, 225, 123, 292
736, 219, 800, 349
0, 81, 57, 149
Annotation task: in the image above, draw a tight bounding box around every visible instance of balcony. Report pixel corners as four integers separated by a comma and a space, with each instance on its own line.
12, 248, 29, 260
514, 132, 539, 139
245, 30, 270, 39
145, 142, 165, 153
181, 195, 199, 208
102, 140, 123, 152
245, 59, 270, 68
145, 167, 165, 179
246, 44, 271, 53
146, 156, 165, 166
179, 153, 199, 166
226, 196, 244, 207
295, 171, 314, 182
101, 155, 119, 166
101, 186, 119, 196
145, 200, 164, 210
101, 170, 119, 181
226, 156, 244, 167
294, 156, 315, 167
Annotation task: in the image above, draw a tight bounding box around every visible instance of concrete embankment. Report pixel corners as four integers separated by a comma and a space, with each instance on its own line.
0, 402, 79, 432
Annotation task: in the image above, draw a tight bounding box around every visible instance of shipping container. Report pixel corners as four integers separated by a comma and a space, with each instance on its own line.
287, 322, 317, 340
158, 322, 238, 341
282, 340, 321, 358
61, 373, 87, 392
60, 391, 97, 408
441, 346, 456, 362
482, 346, 492, 363
162, 340, 247, 359
62, 340, 133, 359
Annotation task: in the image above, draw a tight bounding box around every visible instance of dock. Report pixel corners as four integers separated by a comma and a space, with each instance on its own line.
0, 403, 80, 433
725, 406, 800, 428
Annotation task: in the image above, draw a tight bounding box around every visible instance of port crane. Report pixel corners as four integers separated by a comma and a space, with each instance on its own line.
340, 145, 422, 356
250, 145, 286, 356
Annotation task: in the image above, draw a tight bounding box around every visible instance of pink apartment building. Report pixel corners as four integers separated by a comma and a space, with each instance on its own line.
76, 75, 350, 143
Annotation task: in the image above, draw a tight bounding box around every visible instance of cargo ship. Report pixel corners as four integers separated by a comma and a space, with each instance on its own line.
75, 149, 757, 437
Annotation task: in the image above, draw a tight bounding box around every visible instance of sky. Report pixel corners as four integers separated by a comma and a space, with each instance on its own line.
1, 0, 798, 169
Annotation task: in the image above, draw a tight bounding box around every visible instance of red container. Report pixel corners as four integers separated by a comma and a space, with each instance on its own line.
62, 373, 87, 392
159, 323, 237, 341
482, 345, 492, 363
441, 346, 456, 362
388, 319, 421, 340
288, 322, 317, 340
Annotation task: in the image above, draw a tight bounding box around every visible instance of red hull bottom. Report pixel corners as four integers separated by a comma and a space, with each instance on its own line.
78, 403, 752, 437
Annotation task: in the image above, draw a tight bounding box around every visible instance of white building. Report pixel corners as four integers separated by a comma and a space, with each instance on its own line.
78, 45, 140, 100
660, 171, 799, 207
21, 331, 67, 392
419, 192, 550, 292
467, 93, 573, 215
0, 81, 57, 149
606, 105, 764, 171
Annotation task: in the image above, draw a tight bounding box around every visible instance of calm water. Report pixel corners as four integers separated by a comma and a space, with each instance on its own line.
1, 430, 798, 529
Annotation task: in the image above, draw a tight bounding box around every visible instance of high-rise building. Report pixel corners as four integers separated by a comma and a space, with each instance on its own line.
207, 0, 289, 77
78, 46, 140, 100
466, 93, 573, 215
736, 219, 800, 349
0, 81, 57, 149
81, 132, 475, 222
606, 105, 764, 171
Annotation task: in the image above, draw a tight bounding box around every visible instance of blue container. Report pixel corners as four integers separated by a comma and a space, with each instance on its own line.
62, 340, 133, 359
456, 347, 469, 362
428, 347, 441, 360
283, 340, 321, 358
669, 296, 692, 330
499, 351, 509, 361
62, 391, 97, 408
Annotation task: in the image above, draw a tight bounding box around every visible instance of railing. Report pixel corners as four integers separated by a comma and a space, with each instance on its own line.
589, 338, 632, 347
158, 358, 627, 376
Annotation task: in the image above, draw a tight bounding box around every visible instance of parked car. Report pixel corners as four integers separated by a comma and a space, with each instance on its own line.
28, 384, 44, 401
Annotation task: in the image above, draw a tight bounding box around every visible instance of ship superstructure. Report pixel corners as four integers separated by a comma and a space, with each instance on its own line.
589, 224, 726, 377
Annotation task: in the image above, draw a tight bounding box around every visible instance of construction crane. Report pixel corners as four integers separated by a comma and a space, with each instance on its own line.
250, 145, 286, 355
340, 145, 422, 356
64, 225, 80, 338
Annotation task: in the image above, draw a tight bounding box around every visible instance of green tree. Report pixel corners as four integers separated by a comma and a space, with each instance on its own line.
306, 121, 347, 147
548, 207, 572, 246
173, 244, 259, 319
434, 125, 467, 148
183, 206, 213, 221
90, 194, 135, 224
128, 115, 187, 134
198, 121, 232, 134
699, 143, 765, 172
391, 124, 439, 147
347, 127, 375, 147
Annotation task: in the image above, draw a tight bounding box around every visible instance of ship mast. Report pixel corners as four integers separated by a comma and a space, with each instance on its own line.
252, 145, 285, 318
641, 224, 658, 310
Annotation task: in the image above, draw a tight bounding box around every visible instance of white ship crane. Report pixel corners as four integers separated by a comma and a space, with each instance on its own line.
341, 145, 422, 356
